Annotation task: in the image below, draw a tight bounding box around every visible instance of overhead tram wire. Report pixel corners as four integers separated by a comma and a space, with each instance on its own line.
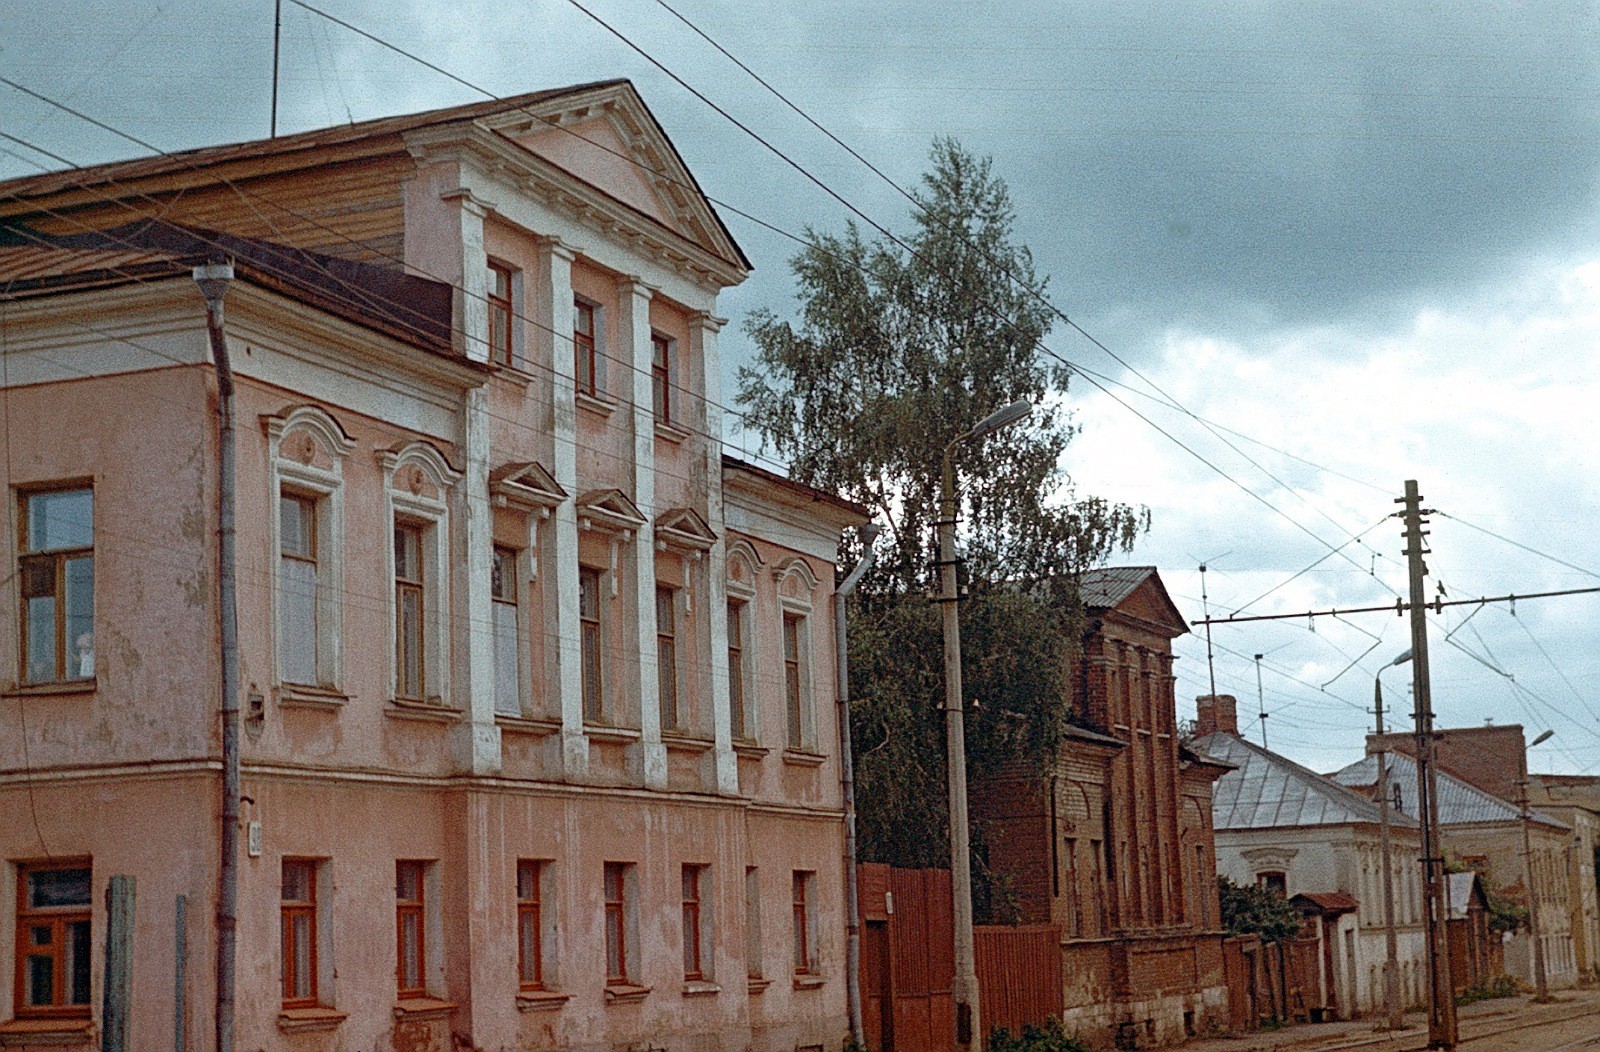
1, 74, 1387, 600
613, 0, 1410, 568
1435, 510, 1600, 581
266, 5, 1401, 591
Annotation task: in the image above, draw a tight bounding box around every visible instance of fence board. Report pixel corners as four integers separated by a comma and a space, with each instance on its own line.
974, 924, 1063, 1036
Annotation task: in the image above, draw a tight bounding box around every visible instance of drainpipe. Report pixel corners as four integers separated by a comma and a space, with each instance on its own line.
194, 261, 239, 1052
835, 521, 881, 1048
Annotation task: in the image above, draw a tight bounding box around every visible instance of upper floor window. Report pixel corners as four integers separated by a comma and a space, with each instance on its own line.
278, 494, 318, 686
579, 566, 604, 722
15, 861, 92, 1017
394, 524, 426, 701
574, 299, 599, 396
488, 260, 515, 367
728, 599, 749, 740
1257, 870, 1287, 898
657, 586, 680, 730
651, 332, 673, 423
783, 612, 806, 748
492, 547, 521, 716
19, 486, 94, 685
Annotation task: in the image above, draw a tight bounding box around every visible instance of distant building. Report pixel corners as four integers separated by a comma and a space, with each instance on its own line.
1196, 696, 1429, 1019
0, 82, 864, 1050
972, 567, 1232, 1048
1333, 731, 1577, 991
1527, 774, 1600, 979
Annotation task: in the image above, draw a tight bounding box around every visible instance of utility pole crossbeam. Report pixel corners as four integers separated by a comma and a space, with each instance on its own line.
1399, 481, 1457, 1050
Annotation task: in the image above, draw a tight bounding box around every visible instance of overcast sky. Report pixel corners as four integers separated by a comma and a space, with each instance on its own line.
4, 0, 1598, 777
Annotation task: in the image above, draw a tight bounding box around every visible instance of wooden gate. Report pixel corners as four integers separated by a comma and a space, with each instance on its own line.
974, 923, 1063, 1036
859, 863, 954, 1052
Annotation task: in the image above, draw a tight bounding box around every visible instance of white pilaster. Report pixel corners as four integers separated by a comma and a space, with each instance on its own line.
622, 278, 667, 789
694, 312, 738, 795
538, 237, 588, 777
441, 188, 494, 365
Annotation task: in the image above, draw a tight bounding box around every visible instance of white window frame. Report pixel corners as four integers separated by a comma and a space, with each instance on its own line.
776, 558, 820, 751
725, 541, 761, 743
378, 443, 460, 706
264, 407, 353, 693
492, 545, 525, 717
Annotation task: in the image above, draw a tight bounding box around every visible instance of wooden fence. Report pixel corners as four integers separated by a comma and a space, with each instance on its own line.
974, 924, 1064, 1037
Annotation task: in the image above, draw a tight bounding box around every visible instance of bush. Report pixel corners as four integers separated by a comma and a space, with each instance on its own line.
1455, 974, 1523, 1006
986, 1019, 1091, 1052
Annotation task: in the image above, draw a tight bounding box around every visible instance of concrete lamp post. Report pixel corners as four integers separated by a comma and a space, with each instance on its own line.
1522, 729, 1555, 1001
939, 398, 1033, 1052
1374, 647, 1412, 1032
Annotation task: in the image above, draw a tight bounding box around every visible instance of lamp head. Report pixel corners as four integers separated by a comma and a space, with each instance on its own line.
193, 261, 235, 317
967, 399, 1033, 442
858, 522, 883, 547
1531, 729, 1555, 748
1389, 648, 1413, 667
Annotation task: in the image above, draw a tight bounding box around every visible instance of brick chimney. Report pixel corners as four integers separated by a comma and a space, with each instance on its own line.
1196, 694, 1239, 737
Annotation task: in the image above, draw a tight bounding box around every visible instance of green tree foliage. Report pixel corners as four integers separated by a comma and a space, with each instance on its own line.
737, 140, 1145, 882
1216, 876, 1304, 943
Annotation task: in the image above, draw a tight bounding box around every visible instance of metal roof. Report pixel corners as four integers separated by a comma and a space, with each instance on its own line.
1196, 731, 1417, 831
1079, 566, 1158, 609
1331, 752, 1569, 831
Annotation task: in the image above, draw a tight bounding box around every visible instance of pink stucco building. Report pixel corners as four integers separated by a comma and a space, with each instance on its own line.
0, 81, 864, 1050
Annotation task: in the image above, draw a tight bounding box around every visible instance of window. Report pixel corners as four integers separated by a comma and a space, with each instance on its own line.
651, 332, 673, 422
394, 524, 426, 700
657, 586, 680, 730
603, 862, 632, 984
18, 487, 93, 685
493, 547, 520, 716
783, 613, 805, 747
1257, 871, 1287, 898
792, 871, 815, 975
745, 867, 762, 979
580, 567, 604, 722
728, 600, 749, 740
281, 860, 318, 1007
279, 494, 318, 686
14, 862, 91, 1017
517, 861, 546, 990
682, 864, 708, 981
488, 260, 515, 367
574, 299, 598, 396
396, 861, 427, 998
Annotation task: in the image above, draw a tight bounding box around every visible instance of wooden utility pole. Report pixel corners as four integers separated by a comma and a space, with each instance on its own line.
1373, 675, 1403, 1031
1399, 480, 1457, 1049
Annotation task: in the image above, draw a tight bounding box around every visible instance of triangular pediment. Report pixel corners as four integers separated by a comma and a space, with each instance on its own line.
484, 82, 748, 273
655, 507, 717, 552
577, 488, 647, 534
1083, 567, 1187, 638
490, 461, 567, 511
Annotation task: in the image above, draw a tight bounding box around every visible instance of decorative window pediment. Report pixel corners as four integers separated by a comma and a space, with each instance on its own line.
262, 405, 356, 473
377, 441, 462, 509
775, 556, 820, 609
654, 507, 717, 554
490, 461, 568, 513
576, 489, 647, 536
725, 538, 763, 599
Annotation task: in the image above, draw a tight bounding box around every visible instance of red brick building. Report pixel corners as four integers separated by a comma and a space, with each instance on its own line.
973, 567, 1231, 1047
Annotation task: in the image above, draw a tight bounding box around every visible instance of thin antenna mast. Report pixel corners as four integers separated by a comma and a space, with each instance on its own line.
271, 0, 283, 137
1199, 564, 1217, 697
1254, 653, 1268, 749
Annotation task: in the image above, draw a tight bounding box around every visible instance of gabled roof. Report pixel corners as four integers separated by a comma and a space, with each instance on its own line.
489, 461, 567, 511
1331, 752, 1568, 831
1197, 731, 1417, 831
1080, 566, 1188, 638
0, 80, 750, 278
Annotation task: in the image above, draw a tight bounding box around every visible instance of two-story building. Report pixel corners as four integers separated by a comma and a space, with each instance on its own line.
0, 81, 865, 1051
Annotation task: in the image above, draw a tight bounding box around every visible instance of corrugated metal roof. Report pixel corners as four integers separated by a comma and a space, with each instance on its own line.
1196, 731, 1417, 831
1330, 752, 1569, 831
1080, 566, 1158, 609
